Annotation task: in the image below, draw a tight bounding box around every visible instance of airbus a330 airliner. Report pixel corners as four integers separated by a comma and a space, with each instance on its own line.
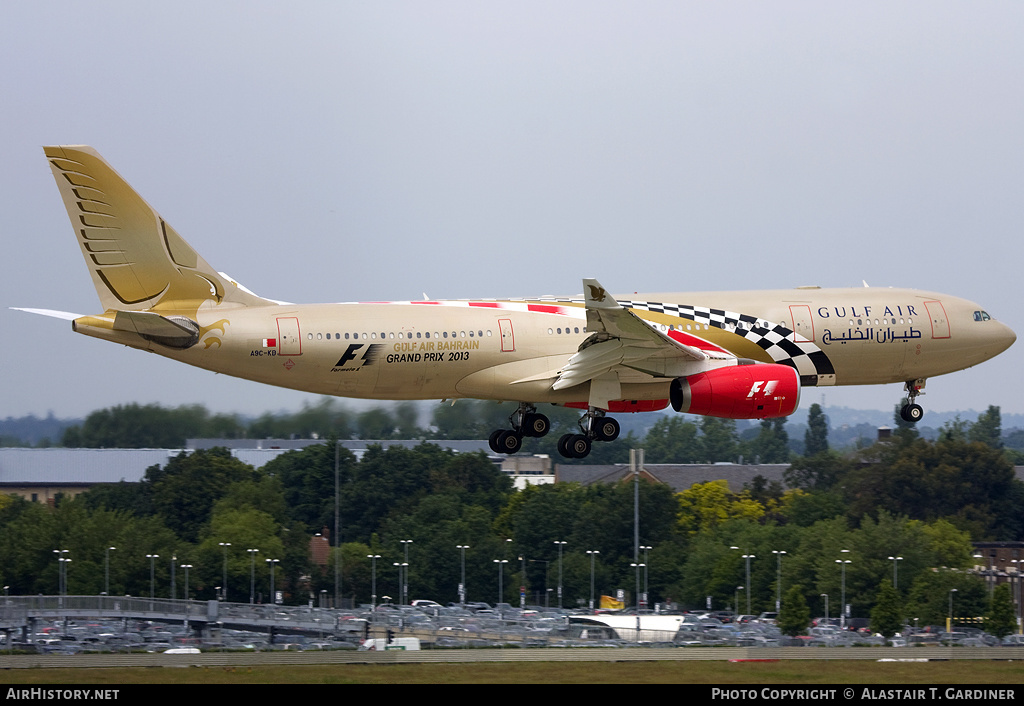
18, 146, 1016, 458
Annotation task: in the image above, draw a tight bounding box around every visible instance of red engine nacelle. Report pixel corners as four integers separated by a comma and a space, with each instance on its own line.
669, 363, 801, 419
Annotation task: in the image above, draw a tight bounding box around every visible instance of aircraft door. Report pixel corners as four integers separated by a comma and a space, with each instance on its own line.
789, 305, 815, 342
924, 301, 950, 339
498, 318, 515, 352
277, 317, 302, 355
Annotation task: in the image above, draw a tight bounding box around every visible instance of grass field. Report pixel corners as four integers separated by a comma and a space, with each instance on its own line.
3, 660, 1022, 684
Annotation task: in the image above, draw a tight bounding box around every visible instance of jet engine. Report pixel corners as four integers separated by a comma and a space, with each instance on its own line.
669, 363, 801, 419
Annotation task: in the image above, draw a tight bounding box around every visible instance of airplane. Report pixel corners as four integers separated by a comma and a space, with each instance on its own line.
16, 146, 1016, 459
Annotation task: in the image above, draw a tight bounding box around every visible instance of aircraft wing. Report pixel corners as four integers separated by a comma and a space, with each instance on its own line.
552, 279, 725, 391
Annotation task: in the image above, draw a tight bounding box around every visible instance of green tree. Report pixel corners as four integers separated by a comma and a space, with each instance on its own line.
751, 418, 790, 464
986, 583, 1016, 639
870, 579, 903, 640
904, 570, 986, 627
356, 408, 397, 439
62, 403, 211, 448
147, 448, 261, 543
784, 451, 851, 492
778, 584, 811, 636
844, 437, 1019, 540
195, 506, 287, 601
642, 417, 702, 463
247, 398, 352, 440
700, 417, 738, 462
264, 442, 358, 533
779, 488, 845, 527
969, 405, 1002, 449
804, 403, 829, 456
676, 481, 765, 537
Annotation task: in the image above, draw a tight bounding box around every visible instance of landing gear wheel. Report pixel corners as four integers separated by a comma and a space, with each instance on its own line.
488, 429, 505, 454
900, 403, 924, 423
566, 434, 592, 459
497, 430, 523, 454
521, 413, 551, 438
557, 433, 572, 458
593, 417, 620, 442
900, 379, 926, 424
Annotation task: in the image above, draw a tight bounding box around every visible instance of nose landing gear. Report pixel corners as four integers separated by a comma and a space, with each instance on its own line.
899, 379, 926, 423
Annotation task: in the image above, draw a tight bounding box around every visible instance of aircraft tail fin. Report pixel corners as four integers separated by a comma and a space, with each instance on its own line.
43, 145, 273, 313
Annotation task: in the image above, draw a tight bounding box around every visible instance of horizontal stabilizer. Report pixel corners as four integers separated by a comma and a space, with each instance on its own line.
11, 307, 83, 321
113, 310, 200, 348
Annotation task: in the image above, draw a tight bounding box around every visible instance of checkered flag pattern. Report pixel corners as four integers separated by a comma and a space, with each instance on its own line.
549, 297, 836, 384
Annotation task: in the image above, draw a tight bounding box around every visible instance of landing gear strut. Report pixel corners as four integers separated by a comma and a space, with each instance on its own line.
557, 408, 620, 459
899, 379, 926, 423
488, 403, 551, 455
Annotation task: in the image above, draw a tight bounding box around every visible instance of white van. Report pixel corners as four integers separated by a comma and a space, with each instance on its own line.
359, 637, 421, 651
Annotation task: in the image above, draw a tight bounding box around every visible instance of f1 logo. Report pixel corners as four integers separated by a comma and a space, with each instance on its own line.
334, 343, 382, 368
747, 380, 779, 398
336, 344, 364, 367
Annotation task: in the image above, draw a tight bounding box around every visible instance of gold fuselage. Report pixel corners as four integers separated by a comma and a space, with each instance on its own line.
73, 286, 1015, 410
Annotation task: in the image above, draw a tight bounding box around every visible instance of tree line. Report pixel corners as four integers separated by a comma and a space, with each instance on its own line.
1, 403, 1020, 632
5, 396, 1021, 468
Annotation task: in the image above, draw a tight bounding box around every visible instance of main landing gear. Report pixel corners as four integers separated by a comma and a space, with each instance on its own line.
487, 404, 621, 459
899, 379, 926, 423
488, 403, 551, 455
556, 408, 620, 460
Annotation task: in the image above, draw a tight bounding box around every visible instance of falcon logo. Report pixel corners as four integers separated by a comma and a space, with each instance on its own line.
333, 343, 383, 371
587, 284, 608, 302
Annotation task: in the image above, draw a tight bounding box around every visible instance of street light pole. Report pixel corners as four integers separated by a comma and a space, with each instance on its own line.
493, 559, 508, 612
367, 554, 381, 608
772, 550, 787, 613
836, 550, 851, 629
456, 545, 469, 605
631, 562, 645, 638
266, 558, 279, 604
730, 546, 755, 616
393, 562, 408, 606
888, 555, 903, 590
247, 549, 259, 604
400, 539, 413, 605
518, 555, 526, 610
180, 564, 192, 600
553, 541, 566, 608
586, 550, 600, 612
219, 542, 231, 601
743, 554, 755, 615
104, 547, 115, 597
639, 545, 652, 609
145, 554, 159, 601
54, 550, 69, 599
948, 588, 958, 634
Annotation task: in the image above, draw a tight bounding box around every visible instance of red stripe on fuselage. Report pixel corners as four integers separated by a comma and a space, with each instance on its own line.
527, 304, 568, 314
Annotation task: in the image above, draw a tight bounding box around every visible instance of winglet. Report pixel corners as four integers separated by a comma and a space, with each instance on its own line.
582, 278, 621, 310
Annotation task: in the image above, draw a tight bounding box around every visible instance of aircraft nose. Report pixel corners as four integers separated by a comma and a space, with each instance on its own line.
991, 320, 1016, 354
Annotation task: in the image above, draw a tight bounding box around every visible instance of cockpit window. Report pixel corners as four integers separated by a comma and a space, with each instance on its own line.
973, 310, 992, 322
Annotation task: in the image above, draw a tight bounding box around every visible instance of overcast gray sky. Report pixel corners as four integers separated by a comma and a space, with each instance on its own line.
2, 2, 1022, 420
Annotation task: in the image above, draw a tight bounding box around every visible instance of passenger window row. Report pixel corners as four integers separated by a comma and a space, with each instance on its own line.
307, 330, 493, 341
